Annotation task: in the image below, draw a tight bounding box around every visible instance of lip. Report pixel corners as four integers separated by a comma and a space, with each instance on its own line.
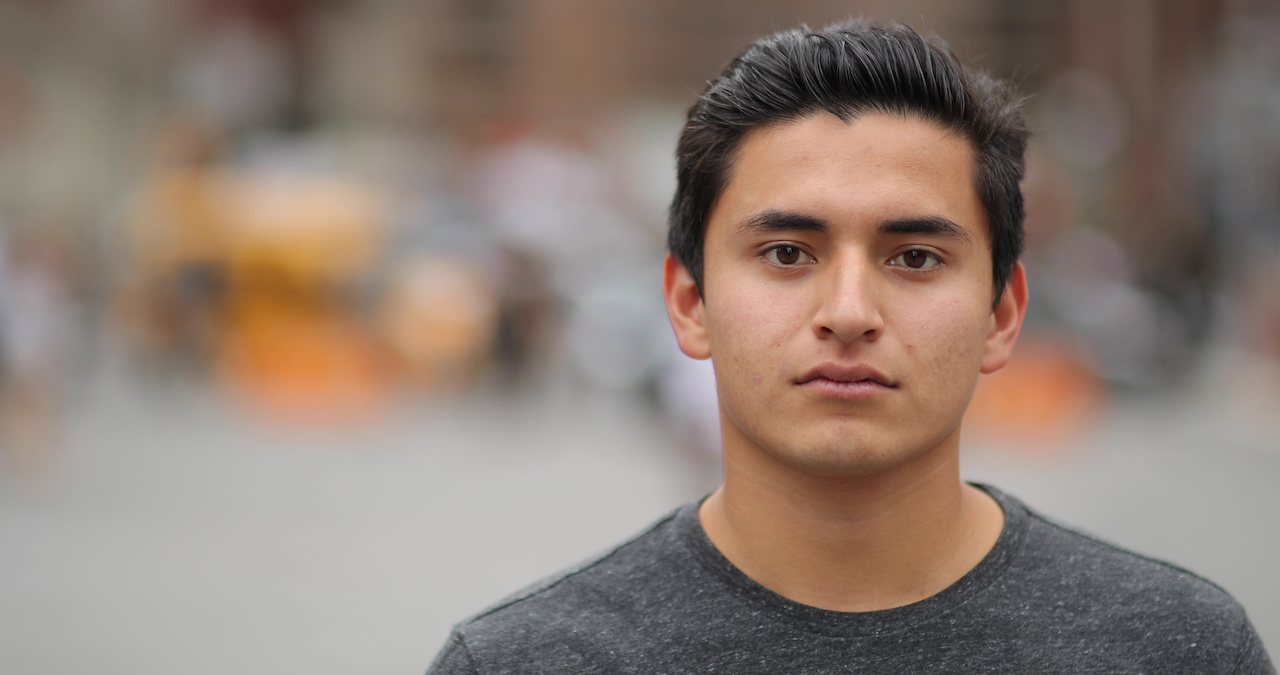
795, 363, 896, 398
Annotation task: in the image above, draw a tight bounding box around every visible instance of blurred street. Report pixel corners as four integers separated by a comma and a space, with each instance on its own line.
0, 1, 1278, 672
0, 353, 714, 674
1, 350, 1277, 674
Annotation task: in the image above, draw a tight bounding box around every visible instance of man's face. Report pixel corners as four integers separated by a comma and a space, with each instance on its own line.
665, 112, 1025, 478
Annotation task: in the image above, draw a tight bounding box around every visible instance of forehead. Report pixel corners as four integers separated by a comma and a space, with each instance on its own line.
713, 112, 986, 244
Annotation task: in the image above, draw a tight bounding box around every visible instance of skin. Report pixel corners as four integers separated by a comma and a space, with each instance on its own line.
663, 112, 1028, 612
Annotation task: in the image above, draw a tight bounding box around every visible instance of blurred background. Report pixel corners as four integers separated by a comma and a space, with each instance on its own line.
0, 0, 1277, 672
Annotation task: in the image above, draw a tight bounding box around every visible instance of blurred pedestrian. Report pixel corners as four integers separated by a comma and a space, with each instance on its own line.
0, 226, 73, 494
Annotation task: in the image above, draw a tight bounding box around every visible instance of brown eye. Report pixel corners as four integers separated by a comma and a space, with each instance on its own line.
890, 249, 941, 270
764, 245, 813, 266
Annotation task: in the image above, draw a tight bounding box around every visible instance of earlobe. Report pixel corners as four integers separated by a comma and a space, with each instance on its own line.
663, 253, 711, 360
980, 261, 1029, 375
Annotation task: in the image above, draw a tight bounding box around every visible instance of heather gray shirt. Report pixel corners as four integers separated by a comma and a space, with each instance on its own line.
426, 486, 1274, 674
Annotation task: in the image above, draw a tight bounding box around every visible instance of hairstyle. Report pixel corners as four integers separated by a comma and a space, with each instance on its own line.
667, 19, 1028, 305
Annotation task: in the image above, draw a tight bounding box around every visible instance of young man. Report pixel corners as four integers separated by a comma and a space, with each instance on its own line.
427, 21, 1274, 674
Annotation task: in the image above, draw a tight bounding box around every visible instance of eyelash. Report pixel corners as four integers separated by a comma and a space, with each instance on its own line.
761, 244, 816, 266
761, 245, 945, 271
887, 249, 945, 271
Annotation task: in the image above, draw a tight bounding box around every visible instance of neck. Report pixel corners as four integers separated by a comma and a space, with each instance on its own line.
699, 423, 1003, 612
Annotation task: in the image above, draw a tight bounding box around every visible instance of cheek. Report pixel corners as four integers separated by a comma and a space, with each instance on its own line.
706, 288, 796, 374
902, 296, 992, 368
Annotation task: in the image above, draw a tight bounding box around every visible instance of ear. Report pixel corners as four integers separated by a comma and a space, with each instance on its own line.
663, 253, 711, 360
980, 261, 1029, 375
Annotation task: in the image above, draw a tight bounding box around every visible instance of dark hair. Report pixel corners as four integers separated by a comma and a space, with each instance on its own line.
667, 20, 1028, 305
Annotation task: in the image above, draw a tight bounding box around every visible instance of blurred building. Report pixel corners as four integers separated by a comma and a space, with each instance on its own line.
0, 0, 1273, 421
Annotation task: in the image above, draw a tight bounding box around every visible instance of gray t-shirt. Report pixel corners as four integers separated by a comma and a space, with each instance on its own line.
427, 485, 1275, 674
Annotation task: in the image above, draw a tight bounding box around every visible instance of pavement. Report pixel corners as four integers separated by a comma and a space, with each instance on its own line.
1, 355, 1277, 674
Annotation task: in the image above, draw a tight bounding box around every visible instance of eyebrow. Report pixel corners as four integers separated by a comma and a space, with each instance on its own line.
734, 209, 972, 242
878, 215, 972, 242
734, 209, 827, 235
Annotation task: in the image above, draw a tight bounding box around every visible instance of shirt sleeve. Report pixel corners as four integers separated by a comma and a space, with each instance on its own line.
425, 630, 480, 675
1233, 614, 1277, 675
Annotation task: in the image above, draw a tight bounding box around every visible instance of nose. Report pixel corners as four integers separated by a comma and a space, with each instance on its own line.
811, 256, 885, 343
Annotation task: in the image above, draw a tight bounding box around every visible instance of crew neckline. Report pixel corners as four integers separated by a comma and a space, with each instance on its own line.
675, 483, 1028, 639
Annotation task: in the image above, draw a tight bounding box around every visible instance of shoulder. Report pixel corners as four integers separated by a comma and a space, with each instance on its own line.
464, 504, 688, 626
431, 504, 698, 674
1017, 501, 1239, 610
993, 491, 1272, 672
982, 486, 1239, 608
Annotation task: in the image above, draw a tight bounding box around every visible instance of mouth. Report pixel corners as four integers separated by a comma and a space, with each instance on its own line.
796, 363, 896, 396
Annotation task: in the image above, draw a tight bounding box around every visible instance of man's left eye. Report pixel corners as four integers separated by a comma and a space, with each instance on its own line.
889, 250, 942, 270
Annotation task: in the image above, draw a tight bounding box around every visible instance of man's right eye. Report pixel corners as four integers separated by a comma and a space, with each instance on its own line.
764, 245, 814, 266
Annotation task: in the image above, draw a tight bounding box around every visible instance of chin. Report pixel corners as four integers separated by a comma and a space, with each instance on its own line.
774, 442, 910, 479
